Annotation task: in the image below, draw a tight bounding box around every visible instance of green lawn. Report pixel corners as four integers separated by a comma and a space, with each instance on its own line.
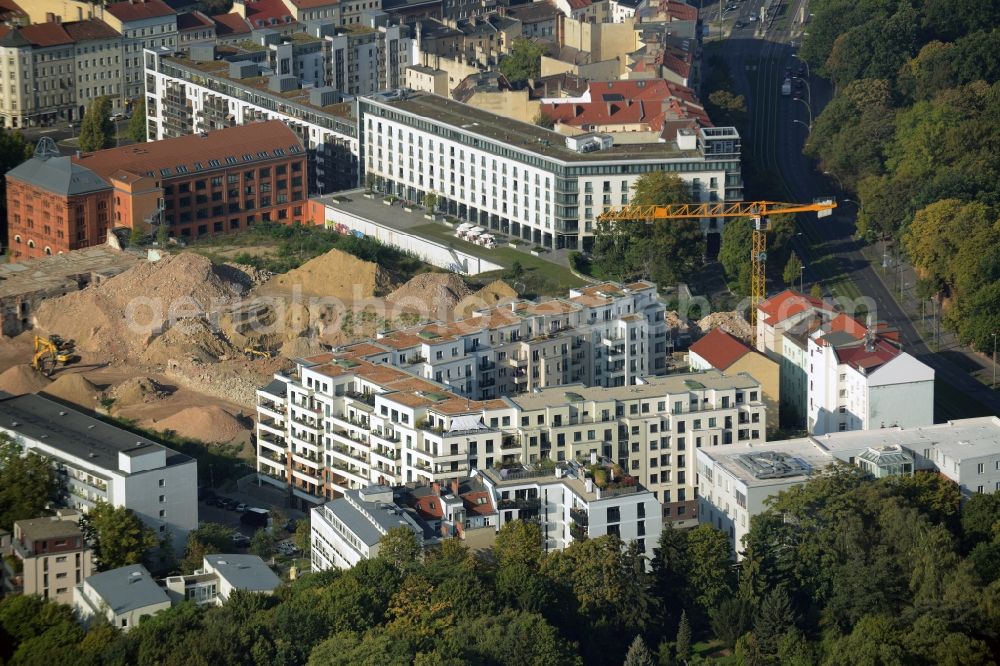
411, 222, 585, 297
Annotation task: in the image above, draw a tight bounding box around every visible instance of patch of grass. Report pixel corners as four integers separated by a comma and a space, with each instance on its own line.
411, 222, 584, 297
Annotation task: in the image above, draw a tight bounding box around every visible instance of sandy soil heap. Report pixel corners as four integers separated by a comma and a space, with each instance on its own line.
151, 405, 248, 442
141, 318, 238, 366
0, 365, 51, 395
41, 373, 100, 407
696, 311, 753, 341
454, 280, 518, 319
108, 376, 173, 406
262, 248, 393, 299
33, 254, 244, 363
387, 273, 473, 318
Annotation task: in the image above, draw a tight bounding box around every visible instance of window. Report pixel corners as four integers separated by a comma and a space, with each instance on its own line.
158, 495, 165, 502
606, 506, 620, 523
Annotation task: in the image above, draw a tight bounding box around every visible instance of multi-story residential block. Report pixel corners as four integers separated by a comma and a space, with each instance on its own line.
475, 459, 662, 559
698, 416, 1000, 553
1, 510, 94, 603
103, 0, 178, 107
755, 289, 835, 425
0, 394, 198, 554
310, 485, 433, 570
74, 564, 172, 631
503, 2, 560, 40
145, 46, 360, 193
255, 287, 765, 524
358, 90, 741, 251
176, 10, 216, 48
688, 327, 779, 433
6, 138, 113, 261
164, 554, 281, 604
806, 313, 933, 435
610, 0, 646, 23
325, 22, 416, 94
75, 120, 308, 239
0, 23, 85, 128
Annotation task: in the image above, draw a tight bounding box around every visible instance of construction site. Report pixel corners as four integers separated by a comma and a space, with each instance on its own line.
0, 242, 524, 455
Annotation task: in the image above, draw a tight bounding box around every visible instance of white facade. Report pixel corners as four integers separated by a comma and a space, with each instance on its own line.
0, 395, 198, 554
806, 332, 934, 436
74, 564, 172, 631
475, 462, 663, 561
310, 486, 426, 571
358, 92, 741, 251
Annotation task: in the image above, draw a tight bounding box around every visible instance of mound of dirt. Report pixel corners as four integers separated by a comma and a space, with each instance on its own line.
141, 318, 237, 366
33, 253, 244, 362
151, 405, 247, 442
454, 280, 518, 319
108, 376, 172, 406
263, 248, 393, 299
0, 365, 50, 395
41, 373, 100, 407
387, 273, 473, 319
697, 311, 752, 341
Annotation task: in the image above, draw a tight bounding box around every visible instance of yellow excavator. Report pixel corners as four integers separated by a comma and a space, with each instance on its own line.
244, 336, 272, 360
31, 335, 77, 376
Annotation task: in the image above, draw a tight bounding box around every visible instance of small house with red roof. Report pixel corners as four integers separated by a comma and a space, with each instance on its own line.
689, 327, 779, 433
806, 315, 934, 436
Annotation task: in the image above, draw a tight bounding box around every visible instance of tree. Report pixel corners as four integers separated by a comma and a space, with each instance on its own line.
127, 98, 146, 143
960, 493, 1000, 548
181, 523, 234, 574
719, 217, 752, 296
78, 96, 115, 152
156, 222, 169, 246
423, 192, 438, 213
810, 284, 822, 299
129, 224, 144, 246
710, 596, 752, 649
674, 611, 691, 664
534, 111, 556, 129
783, 253, 803, 290
0, 435, 61, 531
499, 39, 546, 86
685, 524, 734, 616
294, 517, 311, 553
0, 129, 33, 237
753, 587, 795, 657
80, 501, 157, 570
623, 635, 655, 666
631, 171, 690, 207
250, 529, 275, 559
377, 527, 422, 573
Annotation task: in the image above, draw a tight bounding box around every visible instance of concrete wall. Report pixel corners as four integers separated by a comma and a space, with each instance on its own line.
729, 353, 780, 435
466, 89, 540, 124
314, 201, 503, 276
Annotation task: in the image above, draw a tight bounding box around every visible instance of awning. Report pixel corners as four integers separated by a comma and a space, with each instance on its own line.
448, 415, 487, 432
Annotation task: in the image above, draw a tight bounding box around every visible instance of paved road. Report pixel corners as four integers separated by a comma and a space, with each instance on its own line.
713, 2, 1000, 419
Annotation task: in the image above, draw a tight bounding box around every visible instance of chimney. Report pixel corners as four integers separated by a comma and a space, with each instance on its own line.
431, 482, 441, 496
450, 479, 459, 495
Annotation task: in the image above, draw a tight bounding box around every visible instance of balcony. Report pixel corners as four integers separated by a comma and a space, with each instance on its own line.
507, 355, 528, 368
570, 522, 588, 541
501, 435, 519, 450
478, 360, 496, 371
570, 507, 589, 526
345, 390, 376, 406
371, 428, 400, 443
259, 449, 287, 466
498, 497, 541, 510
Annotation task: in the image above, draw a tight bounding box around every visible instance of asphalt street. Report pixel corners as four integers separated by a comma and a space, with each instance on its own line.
711, 1, 1000, 419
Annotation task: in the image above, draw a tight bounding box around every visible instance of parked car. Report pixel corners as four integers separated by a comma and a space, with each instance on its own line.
231, 532, 251, 547
205, 497, 223, 508
240, 508, 270, 528
282, 519, 298, 533
235, 503, 248, 513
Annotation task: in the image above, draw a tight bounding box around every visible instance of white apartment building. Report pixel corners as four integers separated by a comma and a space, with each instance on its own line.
255, 290, 765, 524
475, 460, 663, 561
74, 564, 171, 631
805, 314, 934, 435
0, 394, 198, 554
698, 416, 1000, 553
145, 46, 359, 193
103, 0, 177, 106
165, 554, 281, 604
357, 90, 742, 251
310, 485, 430, 570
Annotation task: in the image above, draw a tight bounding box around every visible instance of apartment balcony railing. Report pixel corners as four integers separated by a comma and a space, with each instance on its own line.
345, 390, 376, 406
501, 436, 519, 450
498, 497, 541, 510
570, 522, 588, 541
570, 507, 589, 526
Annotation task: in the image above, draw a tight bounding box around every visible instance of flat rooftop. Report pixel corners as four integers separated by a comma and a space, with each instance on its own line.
506, 370, 762, 411
811, 416, 1000, 461
369, 92, 707, 163
0, 394, 191, 475
0, 246, 145, 300
701, 438, 838, 489
161, 54, 356, 122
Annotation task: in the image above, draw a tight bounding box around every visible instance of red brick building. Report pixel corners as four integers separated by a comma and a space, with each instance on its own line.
5, 122, 308, 261
6, 139, 113, 261
74, 120, 307, 239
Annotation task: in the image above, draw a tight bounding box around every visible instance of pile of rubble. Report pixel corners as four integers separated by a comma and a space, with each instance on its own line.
696, 311, 753, 341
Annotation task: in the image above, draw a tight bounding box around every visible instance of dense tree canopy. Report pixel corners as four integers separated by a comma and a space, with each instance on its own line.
78, 97, 115, 153
802, 0, 1000, 350
0, 435, 61, 531
81, 501, 158, 570
499, 40, 546, 86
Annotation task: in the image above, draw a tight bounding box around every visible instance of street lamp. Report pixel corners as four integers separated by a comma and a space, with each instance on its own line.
792, 119, 811, 132
993, 332, 997, 389
799, 264, 805, 293
823, 170, 843, 190
793, 97, 813, 127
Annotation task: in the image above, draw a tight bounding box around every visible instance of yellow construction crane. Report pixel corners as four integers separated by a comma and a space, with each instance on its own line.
597, 200, 837, 324
31, 335, 77, 376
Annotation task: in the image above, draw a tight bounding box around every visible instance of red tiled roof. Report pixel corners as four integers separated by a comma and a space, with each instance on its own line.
660, 0, 697, 21
689, 327, 750, 370
835, 338, 900, 373
825, 313, 867, 340
73, 121, 302, 181
19, 23, 74, 47
212, 12, 251, 36
461, 491, 494, 516
62, 19, 121, 42
241, 0, 296, 30
757, 289, 832, 326
105, 0, 175, 22
177, 10, 213, 30
540, 79, 709, 132
567, 0, 592, 10
0, 0, 25, 20
412, 494, 444, 520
